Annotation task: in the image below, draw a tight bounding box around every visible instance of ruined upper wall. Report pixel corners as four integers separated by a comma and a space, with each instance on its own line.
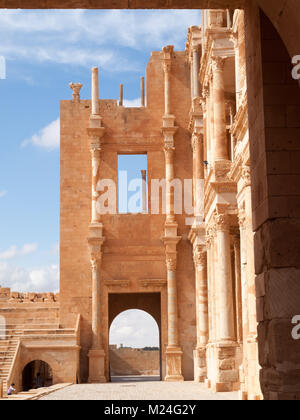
0, 0, 244, 9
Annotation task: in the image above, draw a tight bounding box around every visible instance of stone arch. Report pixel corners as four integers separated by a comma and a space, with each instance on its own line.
22, 360, 53, 391
21, 354, 61, 387
107, 293, 163, 380
109, 309, 161, 379
256, 0, 300, 58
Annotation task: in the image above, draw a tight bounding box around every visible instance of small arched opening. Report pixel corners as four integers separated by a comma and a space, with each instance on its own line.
22, 360, 53, 391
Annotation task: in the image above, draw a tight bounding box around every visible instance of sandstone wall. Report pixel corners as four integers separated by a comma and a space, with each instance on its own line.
110, 346, 160, 376
60, 50, 196, 382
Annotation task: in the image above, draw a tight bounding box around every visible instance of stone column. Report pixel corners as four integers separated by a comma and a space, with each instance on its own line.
205, 233, 213, 342
234, 235, 243, 344
192, 47, 200, 98
91, 143, 101, 224
87, 66, 106, 384
231, 32, 241, 110
200, 95, 208, 164
194, 133, 204, 212
162, 46, 173, 116
164, 146, 176, 223
119, 84, 123, 107
141, 76, 145, 107
165, 252, 184, 382
141, 170, 147, 213
215, 213, 235, 342
88, 237, 106, 383
91, 67, 100, 116
212, 57, 228, 161
194, 247, 208, 382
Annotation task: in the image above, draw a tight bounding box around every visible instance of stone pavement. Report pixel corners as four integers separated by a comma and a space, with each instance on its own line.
40, 378, 239, 401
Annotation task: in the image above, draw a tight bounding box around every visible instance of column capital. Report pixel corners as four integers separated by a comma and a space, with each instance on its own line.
162, 45, 174, 73
194, 246, 207, 269
69, 82, 83, 103
215, 212, 230, 232
238, 211, 247, 229
212, 56, 226, 72
166, 255, 177, 272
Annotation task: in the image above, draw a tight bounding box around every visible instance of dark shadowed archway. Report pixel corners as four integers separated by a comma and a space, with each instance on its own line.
22, 360, 53, 391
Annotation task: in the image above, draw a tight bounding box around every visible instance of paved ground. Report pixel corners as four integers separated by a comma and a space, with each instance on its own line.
40, 377, 239, 400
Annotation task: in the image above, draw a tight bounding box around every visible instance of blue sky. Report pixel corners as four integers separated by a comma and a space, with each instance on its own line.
0, 9, 201, 346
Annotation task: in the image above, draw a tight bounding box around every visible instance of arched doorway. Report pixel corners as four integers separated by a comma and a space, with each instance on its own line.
22, 360, 53, 391
108, 297, 162, 383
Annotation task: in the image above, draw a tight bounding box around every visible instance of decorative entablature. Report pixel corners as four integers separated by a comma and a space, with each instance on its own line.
185, 25, 202, 63
199, 28, 235, 88
204, 180, 237, 222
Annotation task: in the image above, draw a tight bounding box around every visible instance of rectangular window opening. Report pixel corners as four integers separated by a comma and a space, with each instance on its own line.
118, 154, 148, 214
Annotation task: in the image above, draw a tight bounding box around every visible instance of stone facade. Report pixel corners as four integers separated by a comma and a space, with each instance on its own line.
0, 2, 300, 401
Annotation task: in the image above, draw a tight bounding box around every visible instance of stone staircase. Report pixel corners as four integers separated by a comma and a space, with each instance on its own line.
0, 321, 77, 396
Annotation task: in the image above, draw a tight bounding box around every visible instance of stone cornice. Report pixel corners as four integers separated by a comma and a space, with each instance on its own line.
140, 279, 167, 288
104, 280, 130, 288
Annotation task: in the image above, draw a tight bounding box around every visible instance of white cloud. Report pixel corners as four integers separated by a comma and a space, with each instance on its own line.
123, 98, 142, 108
0, 246, 18, 260
22, 118, 60, 150
0, 190, 7, 198
110, 309, 159, 348
0, 262, 59, 293
0, 243, 38, 260
0, 10, 201, 70
20, 243, 38, 256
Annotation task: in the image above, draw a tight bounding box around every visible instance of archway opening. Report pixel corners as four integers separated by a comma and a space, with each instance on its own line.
109, 308, 161, 383
22, 360, 53, 391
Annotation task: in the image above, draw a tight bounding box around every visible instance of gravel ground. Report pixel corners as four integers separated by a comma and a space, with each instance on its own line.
40, 377, 238, 401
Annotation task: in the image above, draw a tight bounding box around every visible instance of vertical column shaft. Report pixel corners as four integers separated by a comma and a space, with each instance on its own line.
92, 67, 100, 116
195, 251, 209, 346
234, 235, 243, 343
119, 84, 123, 107
141, 77, 145, 107
216, 214, 235, 341
193, 48, 200, 98
164, 67, 171, 115
91, 146, 101, 224
193, 134, 204, 217
141, 170, 147, 213
212, 57, 228, 161
167, 263, 179, 347
91, 258, 101, 349
165, 147, 175, 222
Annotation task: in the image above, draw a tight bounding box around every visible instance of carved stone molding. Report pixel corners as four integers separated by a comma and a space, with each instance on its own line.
140, 279, 167, 288
104, 280, 129, 288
